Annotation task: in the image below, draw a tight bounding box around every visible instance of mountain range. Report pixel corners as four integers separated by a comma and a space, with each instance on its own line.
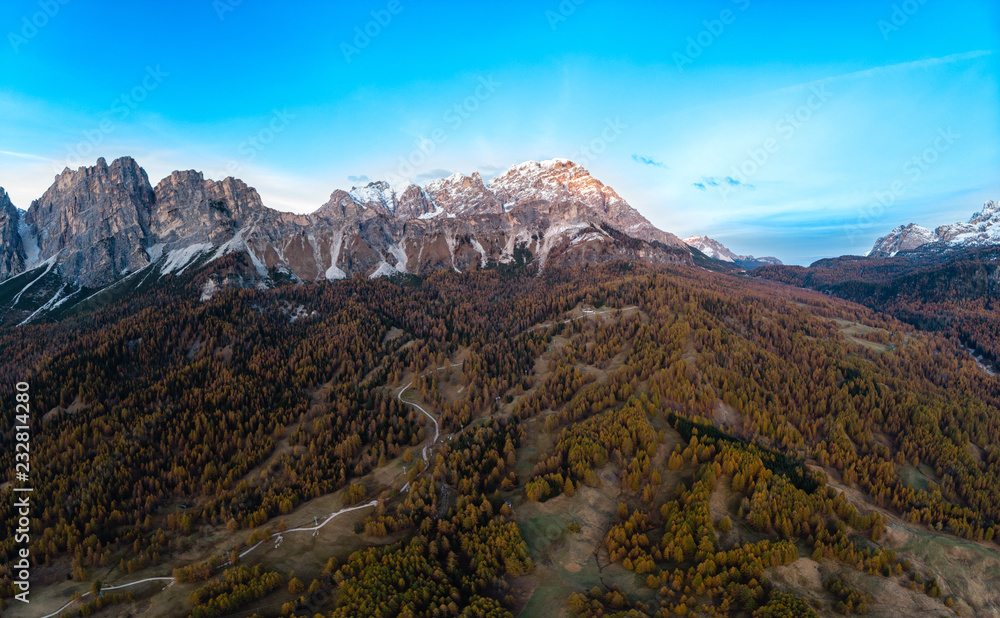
0, 157, 705, 323
5, 155, 995, 329
868, 200, 1000, 257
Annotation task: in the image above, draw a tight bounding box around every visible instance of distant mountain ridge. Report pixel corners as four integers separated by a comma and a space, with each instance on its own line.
868, 200, 1000, 257
682, 235, 782, 270
0, 157, 692, 324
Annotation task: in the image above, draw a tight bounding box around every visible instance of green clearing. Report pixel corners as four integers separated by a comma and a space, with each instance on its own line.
899, 463, 938, 491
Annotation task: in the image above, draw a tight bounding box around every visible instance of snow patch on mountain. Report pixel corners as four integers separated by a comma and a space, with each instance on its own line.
17, 217, 40, 269
388, 243, 409, 272
368, 261, 399, 279
161, 243, 213, 276
418, 204, 445, 219
325, 230, 347, 280
146, 243, 165, 262
570, 231, 608, 247
349, 181, 395, 214
469, 238, 488, 267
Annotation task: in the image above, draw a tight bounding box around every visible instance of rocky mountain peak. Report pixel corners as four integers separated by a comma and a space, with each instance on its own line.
424, 171, 501, 217
393, 183, 437, 220
683, 235, 734, 262
151, 170, 266, 251
315, 189, 380, 222
970, 200, 999, 225
868, 223, 934, 257
349, 181, 396, 216
490, 159, 614, 209
682, 235, 782, 269
24, 156, 155, 286
490, 159, 685, 248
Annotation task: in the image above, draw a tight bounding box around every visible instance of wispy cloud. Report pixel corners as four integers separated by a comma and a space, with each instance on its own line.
348, 174, 370, 184
771, 50, 994, 96
693, 176, 754, 191
476, 164, 504, 182
0, 150, 55, 162
414, 168, 453, 185
632, 154, 668, 168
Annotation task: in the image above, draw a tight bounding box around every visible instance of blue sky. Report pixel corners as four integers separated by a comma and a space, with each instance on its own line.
1, 0, 997, 264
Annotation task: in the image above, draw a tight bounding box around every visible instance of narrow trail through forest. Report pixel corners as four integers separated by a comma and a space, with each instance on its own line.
41, 361, 467, 618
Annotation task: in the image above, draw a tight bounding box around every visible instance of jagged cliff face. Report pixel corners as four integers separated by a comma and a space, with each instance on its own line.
869, 201, 1000, 257
152, 171, 261, 248
21, 157, 155, 286
0, 189, 25, 280
426, 172, 502, 217
0, 157, 692, 300
393, 184, 437, 220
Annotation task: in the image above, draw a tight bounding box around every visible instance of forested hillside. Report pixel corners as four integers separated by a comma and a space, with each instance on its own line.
2, 258, 1000, 617
756, 247, 1000, 367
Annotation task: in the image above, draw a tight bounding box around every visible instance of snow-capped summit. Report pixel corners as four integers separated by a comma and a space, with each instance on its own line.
684, 235, 735, 262
349, 181, 396, 215
867, 224, 936, 257
868, 200, 1000, 257
489, 159, 686, 248
682, 235, 782, 269
490, 159, 622, 211
424, 171, 502, 217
